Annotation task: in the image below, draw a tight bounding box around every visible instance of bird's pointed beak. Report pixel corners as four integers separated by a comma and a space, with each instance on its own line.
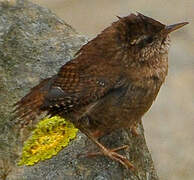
164, 22, 189, 34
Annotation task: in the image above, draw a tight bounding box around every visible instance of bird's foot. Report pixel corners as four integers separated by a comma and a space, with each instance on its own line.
85, 145, 135, 170
79, 128, 135, 170
85, 145, 128, 157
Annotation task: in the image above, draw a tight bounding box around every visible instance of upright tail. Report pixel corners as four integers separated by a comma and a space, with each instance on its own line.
13, 76, 55, 127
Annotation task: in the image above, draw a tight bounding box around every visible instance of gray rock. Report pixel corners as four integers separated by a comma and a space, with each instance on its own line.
0, 0, 158, 179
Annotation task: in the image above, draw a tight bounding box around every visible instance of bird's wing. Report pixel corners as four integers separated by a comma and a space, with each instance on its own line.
42, 58, 127, 115
14, 57, 127, 127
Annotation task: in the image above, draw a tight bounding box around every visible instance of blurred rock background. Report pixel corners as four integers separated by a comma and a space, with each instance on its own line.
21, 0, 194, 179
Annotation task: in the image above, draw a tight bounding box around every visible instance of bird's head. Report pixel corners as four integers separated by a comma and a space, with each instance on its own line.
113, 13, 188, 61
77, 13, 188, 65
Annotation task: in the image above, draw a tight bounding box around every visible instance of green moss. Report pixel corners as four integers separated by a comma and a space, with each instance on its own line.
18, 116, 78, 166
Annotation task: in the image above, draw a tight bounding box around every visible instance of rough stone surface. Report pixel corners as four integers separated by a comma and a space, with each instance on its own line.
0, 0, 159, 179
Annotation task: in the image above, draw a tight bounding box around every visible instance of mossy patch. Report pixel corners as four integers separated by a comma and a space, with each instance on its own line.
18, 116, 78, 166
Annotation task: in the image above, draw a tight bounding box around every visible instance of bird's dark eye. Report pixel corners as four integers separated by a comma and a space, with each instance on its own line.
146, 36, 153, 44
132, 35, 154, 49
137, 35, 153, 49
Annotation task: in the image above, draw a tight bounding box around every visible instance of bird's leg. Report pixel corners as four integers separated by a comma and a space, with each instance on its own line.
80, 128, 135, 170
131, 123, 139, 136
130, 122, 140, 136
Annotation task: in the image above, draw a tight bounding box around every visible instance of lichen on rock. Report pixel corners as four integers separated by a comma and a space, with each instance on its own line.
18, 116, 78, 166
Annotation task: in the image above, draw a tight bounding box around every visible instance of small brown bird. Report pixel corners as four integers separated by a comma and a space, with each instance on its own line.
14, 13, 188, 169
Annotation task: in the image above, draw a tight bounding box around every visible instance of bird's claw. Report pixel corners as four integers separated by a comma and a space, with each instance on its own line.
82, 145, 135, 170
106, 150, 135, 170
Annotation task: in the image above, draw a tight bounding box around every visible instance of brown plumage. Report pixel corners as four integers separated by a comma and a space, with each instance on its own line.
14, 13, 188, 169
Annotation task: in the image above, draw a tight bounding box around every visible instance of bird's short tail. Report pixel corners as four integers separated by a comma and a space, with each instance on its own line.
13, 77, 55, 127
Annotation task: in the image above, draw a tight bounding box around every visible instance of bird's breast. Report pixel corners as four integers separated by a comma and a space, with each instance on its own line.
120, 70, 166, 118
